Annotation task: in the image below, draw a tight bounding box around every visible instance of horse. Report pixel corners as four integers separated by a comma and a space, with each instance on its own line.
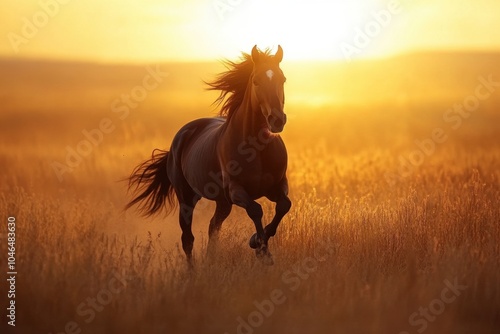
125, 45, 291, 265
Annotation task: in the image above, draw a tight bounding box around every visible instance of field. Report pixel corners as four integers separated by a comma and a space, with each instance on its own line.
0, 53, 499, 334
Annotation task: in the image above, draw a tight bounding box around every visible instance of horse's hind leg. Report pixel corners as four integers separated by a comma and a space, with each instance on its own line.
207, 201, 232, 254
177, 189, 200, 263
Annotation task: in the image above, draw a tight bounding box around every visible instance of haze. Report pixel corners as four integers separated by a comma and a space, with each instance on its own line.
1, 0, 500, 63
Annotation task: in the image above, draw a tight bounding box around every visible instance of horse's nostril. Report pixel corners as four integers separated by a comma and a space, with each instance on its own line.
268, 115, 283, 129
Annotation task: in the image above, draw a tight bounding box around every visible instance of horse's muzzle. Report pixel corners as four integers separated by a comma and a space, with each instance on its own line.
267, 112, 286, 133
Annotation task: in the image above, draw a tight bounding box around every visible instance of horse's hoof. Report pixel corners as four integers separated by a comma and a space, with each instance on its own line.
256, 248, 274, 265
249, 233, 259, 249
257, 252, 274, 266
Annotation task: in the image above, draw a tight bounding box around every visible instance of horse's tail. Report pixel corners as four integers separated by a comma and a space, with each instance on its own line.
125, 149, 176, 216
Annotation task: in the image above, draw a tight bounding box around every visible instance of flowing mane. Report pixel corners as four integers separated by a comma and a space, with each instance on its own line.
206, 49, 274, 119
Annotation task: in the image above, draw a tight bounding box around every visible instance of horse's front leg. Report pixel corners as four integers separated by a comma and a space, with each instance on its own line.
250, 178, 291, 247
228, 181, 274, 265
265, 193, 291, 240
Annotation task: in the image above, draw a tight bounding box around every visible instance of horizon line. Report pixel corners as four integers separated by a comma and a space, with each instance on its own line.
1, 47, 500, 66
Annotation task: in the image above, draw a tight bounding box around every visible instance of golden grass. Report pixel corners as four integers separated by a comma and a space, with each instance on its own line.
0, 56, 499, 333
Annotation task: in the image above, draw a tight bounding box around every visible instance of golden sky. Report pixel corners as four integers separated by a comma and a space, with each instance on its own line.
1, 0, 499, 62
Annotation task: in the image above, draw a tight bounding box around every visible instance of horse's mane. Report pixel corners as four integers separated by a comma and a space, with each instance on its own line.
205, 49, 273, 119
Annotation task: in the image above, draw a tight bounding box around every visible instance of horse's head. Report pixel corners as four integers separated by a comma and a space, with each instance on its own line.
251, 45, 287, 133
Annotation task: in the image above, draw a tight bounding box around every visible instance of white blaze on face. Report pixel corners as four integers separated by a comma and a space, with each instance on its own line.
266, 69, 274, 81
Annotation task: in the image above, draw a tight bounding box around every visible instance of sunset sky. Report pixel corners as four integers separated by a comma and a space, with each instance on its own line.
1, 0, 499, 63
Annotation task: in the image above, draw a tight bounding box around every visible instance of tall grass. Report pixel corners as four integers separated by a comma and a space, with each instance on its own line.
1, 103, 499, 334
1, 56, 500, 333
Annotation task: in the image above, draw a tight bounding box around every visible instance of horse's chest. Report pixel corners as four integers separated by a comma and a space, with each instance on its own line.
219, 137, 287, 197
235, 156, 286, 195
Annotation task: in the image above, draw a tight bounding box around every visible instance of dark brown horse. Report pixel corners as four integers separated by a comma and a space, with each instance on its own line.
126, 46, 290, 265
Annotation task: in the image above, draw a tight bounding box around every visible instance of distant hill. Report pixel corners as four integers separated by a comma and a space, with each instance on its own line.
1, 51, 499, 116
282, 51, 500, 107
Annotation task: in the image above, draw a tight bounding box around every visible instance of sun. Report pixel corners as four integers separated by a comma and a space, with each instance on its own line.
212, 0, 371, 60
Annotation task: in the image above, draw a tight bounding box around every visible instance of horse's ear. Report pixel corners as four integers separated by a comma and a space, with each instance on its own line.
251, 45, 260, 64
274, 45, 283, 63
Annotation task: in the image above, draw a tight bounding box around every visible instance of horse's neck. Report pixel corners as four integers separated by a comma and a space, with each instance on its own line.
226, 83, 265, 139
